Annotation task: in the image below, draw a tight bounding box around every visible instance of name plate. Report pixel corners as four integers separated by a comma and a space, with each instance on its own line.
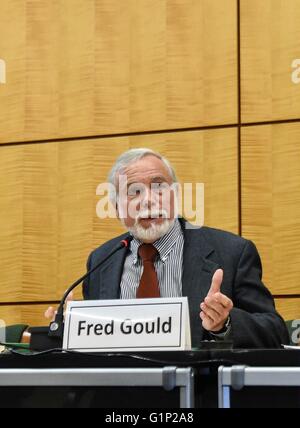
63, 298, 191, 352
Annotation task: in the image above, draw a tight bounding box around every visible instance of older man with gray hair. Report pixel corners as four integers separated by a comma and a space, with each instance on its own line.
78, 148, 289, 349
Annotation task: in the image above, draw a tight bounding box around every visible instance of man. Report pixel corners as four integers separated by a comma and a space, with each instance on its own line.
78, 148, 289, 349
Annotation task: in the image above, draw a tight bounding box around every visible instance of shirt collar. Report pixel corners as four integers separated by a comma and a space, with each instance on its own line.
130, 218, 183, 264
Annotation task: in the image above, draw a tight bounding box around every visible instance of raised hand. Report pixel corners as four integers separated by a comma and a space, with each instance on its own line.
199, 269, 233, 332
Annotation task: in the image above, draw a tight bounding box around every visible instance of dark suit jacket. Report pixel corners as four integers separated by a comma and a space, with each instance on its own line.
83, 219, 289, 349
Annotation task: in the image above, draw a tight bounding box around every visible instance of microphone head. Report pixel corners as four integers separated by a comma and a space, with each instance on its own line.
121, 235, 133, 248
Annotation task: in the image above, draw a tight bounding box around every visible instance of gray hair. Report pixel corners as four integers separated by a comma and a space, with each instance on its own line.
107, 148, 177, 205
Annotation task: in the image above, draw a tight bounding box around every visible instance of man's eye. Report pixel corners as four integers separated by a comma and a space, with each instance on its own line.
152, 183, 167, 192
128, 186, 142, 196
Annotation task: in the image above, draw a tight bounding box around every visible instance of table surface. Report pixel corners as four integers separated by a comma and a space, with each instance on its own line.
1, 348, 300, 370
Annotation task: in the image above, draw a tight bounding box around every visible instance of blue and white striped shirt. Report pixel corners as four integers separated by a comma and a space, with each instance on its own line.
120, 219, 184, 299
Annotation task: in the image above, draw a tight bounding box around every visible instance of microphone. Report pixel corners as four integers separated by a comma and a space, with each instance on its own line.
48, 235, 133, 339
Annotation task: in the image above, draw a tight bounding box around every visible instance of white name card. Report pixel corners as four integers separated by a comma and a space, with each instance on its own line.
63, 297, 191, 352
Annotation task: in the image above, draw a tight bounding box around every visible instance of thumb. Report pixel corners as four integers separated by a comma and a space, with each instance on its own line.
44, 307, 57, 321
207, 269, 223, 296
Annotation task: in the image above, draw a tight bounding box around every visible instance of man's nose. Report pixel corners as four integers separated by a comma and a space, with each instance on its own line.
140, 188, 159, 209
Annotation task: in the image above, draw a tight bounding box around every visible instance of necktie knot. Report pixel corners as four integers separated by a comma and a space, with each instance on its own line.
138, 244, 158, 263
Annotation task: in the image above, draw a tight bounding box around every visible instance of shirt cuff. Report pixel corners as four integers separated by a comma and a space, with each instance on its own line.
209, 316, 232, 340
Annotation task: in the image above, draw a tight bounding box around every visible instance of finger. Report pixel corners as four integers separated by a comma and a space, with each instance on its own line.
205, 294, 233, 313
203, 298, 226, 317
44, 307, 54, 319
200, 311, 215, 331
207, 269, 223, 296
200, 304, 222, 325
44, 307, 57, 321
214, 293, 233, 310
200, 308, 228, 332
201, 303, 226, 324
199, 310, 214, 324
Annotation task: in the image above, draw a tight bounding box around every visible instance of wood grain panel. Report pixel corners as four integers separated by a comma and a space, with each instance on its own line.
166, 0, 237, 128
241, 123, 300, 294
0, 129, 238, 303
0, 139, 121, 302
0, 304, 55, 327
0, 145, 23, 302
0, 0, 25, 141
22, 144, 59, 301
58, 0, 95, 138
241, 0, 300, 122
0, 0, 237, 144
275, 299, 300, 322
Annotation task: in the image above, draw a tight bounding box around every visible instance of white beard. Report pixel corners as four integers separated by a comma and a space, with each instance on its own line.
122, 209, 175, 243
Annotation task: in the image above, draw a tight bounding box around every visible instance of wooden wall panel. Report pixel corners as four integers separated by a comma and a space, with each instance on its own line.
0, 0, 237, 144
275, 299, 300, 322
0, 139, 125, 303
0, 146, 23, 302
58, 0, 95, 137
241, 0, 300, 122
0, 304, 53, 327
0, 129, 238, 315
0, 0, 26, 141
241, 123, 300, 295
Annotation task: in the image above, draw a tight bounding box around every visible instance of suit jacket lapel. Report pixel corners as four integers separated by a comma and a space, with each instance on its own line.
98, 246, 128, 299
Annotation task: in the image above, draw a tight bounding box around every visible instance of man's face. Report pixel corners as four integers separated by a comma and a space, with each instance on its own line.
116, 155, 177, 242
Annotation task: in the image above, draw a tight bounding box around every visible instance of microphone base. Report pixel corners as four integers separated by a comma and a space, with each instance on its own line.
28, 326, 63, 351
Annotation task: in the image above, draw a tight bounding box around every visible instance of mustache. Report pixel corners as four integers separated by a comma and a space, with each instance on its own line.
136, 209, 168, 220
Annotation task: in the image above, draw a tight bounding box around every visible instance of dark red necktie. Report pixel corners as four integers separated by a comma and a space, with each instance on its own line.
136, 244, 160, 298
